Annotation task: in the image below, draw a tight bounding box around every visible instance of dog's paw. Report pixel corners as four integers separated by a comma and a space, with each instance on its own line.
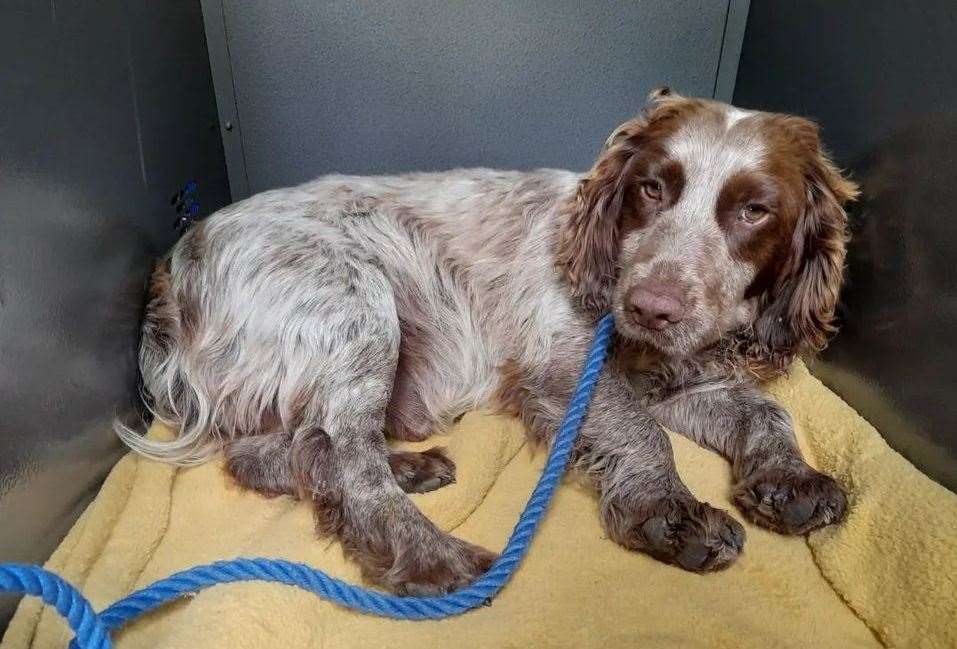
384, 534, 496, 596
388, 447, 456, 494
733, 465, 847, 535
605, 495, 745, 572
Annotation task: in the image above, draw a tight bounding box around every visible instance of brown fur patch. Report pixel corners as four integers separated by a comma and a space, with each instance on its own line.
555, 97, 725, 312
142, 258, 179, 352
716, 170, 798, 298
734, 114, 859, 376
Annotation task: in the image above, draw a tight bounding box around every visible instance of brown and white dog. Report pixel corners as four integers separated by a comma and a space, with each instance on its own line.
119, 89, 857, 594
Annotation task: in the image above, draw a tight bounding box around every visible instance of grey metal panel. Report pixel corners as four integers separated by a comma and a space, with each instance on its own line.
0, 0, 229, 625
712, 0, 750, 102
201, 0, 251, 198
216, 1, 734, 197
734, 1, 957, 489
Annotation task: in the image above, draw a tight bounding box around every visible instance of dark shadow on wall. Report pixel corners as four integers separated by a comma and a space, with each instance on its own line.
734, 0, 957, 490
815, 112, 957, 488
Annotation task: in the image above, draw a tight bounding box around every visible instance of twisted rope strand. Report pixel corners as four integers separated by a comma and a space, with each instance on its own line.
0, 564, 111, 649
2, 314, 615, 649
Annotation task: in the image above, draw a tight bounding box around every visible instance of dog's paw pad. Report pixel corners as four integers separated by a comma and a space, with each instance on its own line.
733, 466, 847, 534
608, 496, 745, 572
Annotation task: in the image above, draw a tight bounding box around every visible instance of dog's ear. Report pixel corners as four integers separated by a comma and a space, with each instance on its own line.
747, 120, 859, 374
557, 117, 646, 312
646, 86, 682, 103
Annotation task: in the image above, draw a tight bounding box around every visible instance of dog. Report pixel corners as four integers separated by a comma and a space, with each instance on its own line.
119, 88, 857, 594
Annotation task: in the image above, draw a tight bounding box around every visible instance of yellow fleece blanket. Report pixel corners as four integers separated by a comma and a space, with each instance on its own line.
4, 362, 956, 649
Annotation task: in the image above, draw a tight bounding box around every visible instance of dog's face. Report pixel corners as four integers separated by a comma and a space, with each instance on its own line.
558, 89, 858, 368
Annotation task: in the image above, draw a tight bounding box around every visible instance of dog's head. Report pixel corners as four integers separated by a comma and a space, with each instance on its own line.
557, 88, 859, 373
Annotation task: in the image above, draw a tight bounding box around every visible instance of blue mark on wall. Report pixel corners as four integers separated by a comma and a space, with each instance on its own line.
170, 180, 200, 231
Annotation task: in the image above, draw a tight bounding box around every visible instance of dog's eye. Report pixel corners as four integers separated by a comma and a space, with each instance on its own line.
739, 203, 769, 225
640, 180, 662, 202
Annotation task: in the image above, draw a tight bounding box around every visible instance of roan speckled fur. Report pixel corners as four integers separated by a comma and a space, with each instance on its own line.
119, 90, 857, 594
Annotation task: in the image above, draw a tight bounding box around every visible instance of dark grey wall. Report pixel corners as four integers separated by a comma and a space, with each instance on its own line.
0, 0, 229, 625
735, 1, 957, 489
207, 0, 746, 197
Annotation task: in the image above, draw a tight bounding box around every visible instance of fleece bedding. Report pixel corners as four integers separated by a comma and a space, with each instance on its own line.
3, 361, 955, 649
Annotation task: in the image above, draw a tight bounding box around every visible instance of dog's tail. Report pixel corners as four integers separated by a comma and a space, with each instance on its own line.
114, 258, 220, 465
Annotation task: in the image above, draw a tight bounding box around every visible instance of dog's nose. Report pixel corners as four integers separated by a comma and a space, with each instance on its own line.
626, 284, 686, 330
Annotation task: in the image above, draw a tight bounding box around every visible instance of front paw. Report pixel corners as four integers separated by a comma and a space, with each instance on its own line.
383, 533, 497, 596
733, 466, 847, 535
604, 496, 745, 572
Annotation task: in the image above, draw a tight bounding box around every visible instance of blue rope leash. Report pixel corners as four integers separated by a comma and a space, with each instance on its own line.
0, 314, 615, 649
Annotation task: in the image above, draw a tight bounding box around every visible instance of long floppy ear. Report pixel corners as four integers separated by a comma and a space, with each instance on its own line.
556, 120, 644, 312
748, 130, 859, 375
556, 86, 684, 312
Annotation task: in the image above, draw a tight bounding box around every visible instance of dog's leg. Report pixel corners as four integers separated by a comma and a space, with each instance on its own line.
202, 246, 492, 593
225, 430, 296, 497
296, 271, 493, 595
226, 433, 456, 496
502, 363, 744, 572
649, 383, 847, 534
317, 383, 493, 595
